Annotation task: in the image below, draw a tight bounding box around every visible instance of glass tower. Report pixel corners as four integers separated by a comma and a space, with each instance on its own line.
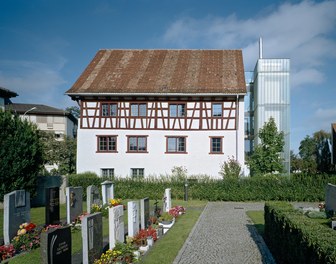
245, 41, 290, 174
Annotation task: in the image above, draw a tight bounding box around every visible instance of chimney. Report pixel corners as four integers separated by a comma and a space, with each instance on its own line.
259, 37, 263, 59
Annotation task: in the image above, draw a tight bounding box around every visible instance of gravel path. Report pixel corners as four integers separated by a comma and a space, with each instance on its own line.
173, 202, 276, 264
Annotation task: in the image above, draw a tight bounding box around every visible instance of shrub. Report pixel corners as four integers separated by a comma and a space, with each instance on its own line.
219, 156, 241, 180
265, 202, 336, 263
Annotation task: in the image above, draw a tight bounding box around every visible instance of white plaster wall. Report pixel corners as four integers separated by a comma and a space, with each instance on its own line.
77, 117, 245, 179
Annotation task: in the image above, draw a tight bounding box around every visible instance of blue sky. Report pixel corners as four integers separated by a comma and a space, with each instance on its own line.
1, 0, 335, 153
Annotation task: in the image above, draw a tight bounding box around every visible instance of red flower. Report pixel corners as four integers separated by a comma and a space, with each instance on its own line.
25, 223, 36, 232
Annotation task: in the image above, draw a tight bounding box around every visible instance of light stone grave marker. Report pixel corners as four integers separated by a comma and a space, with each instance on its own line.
66, 186, 83, 224
128, 201, 139, 237
3, 190, 30, 244
82, 212, 103, 264
87, 185, 102, 214
109, 205, 124, 249
163, 188, 172, 212
140, 198, 150, 229
101, 181, 114, 205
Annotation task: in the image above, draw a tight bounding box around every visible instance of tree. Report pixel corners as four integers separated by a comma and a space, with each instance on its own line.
248, 117, 285, 175
40, 132, 77, 175
0, 110, 43, 199
66, 106, 80, 119
295, 130, 331, 174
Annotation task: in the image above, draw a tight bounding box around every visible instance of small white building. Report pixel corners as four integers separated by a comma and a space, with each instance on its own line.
67, 49, 246, 178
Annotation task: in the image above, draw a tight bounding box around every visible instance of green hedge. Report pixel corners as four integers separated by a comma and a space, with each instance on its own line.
264, 202, 336, 263
67, 173, 336, 202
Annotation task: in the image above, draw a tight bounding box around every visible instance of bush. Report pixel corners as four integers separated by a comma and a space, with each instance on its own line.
264, 202, 336, 263
66, 172, 336, 202
219, 156, 241, 180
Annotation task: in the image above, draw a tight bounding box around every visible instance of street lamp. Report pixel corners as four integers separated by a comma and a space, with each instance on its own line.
23, 106, 37, 116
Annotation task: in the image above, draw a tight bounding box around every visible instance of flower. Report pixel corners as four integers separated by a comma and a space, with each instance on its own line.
12, 222, 40, 252
109, 198, 122, 207
0, 244, 16, 260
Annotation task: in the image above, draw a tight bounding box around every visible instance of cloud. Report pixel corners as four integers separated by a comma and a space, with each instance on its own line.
0, 59, 70, 108
305, 107, 336, 132
162, 0, 336, 88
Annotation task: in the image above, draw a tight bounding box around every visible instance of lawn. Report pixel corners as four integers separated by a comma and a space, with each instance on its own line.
246, 210, 265, 237
0, 199, 207, 263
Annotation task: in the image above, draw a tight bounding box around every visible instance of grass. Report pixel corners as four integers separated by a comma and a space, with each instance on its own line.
1, 199, 206, 263
246, 210, 265, 237
140, 199, 206, 264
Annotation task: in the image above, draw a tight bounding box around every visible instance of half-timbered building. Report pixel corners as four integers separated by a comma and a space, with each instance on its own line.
66, 49, 246, 178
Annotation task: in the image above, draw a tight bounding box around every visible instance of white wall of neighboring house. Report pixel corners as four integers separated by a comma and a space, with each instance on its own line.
76, 99, 245, 178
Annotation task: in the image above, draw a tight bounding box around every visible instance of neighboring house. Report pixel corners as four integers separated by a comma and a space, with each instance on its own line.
5, 103, 78, 139
66, 49, 246, 178
0, 87, 18, 110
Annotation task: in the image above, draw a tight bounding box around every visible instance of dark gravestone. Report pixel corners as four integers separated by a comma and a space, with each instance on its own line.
45, 187, 60, 225
87, 185, 102, 214
41, 226, 72, 264
140, 198, 150, 229
66, 187, 83, 224
82, 213, 103, 264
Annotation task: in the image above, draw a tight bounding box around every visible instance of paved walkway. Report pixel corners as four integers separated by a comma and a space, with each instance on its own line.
173, 202, 276, 264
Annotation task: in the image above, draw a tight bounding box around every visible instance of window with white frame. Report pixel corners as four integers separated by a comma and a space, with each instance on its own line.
166, 136, 186, 153
131, 168, 144, 178
169, 104, 186, 117
130, 103, 147, 117
97, 136, 117, 152
101, 168, 114, 178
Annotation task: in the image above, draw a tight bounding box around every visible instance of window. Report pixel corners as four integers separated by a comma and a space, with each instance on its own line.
169, 104, 185, 117
166, 137, 186, 153
131, 168, 144, 178
97, 136, 117, 152
130, 103, 147, 117
212, 103, 222, 117
101, 103, 117, 117
210, 137, 223, 154
127, 136, 148, 152
101, 168, 114, 178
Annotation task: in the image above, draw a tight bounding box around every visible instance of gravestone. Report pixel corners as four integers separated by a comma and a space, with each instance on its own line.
140, 198, 150, 229
108, 205, 124, 249
101, 181, 114, 205
3, 190, 30, 244
128, 201, 140, 237
87, 185, 102, 214
41, 226, 72, 264
326, 183, 336, 212
66, 187, 83, 224
82, 212, 103, 264
163, 188, 172, 212
45, 187, 60, 225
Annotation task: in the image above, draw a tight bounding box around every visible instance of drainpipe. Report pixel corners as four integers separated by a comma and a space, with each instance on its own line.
236, 95, 239, 161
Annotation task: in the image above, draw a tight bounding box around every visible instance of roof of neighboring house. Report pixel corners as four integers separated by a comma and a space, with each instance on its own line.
66, 49, 246, 97
5, 103, 78, 123
0, 87, 18, 98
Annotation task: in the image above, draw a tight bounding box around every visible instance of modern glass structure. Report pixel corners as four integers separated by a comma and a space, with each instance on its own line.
245, 40, 290, 174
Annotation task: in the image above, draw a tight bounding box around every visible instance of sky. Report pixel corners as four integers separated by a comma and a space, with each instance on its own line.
0, 0, 335, 153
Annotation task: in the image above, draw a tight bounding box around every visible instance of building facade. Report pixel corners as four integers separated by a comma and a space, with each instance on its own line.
6, 103, 78, 139
245, 39, 290, 173
67, 49, 246, 178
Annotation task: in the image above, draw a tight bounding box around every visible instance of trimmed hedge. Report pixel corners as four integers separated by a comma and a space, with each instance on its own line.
264, 202, 336, 263
68, 172, 336, 202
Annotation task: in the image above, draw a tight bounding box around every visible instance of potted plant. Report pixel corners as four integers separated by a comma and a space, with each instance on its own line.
158, 212, 174, 224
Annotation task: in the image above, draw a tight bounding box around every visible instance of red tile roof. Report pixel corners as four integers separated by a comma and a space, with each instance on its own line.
66, 49, 246, 96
